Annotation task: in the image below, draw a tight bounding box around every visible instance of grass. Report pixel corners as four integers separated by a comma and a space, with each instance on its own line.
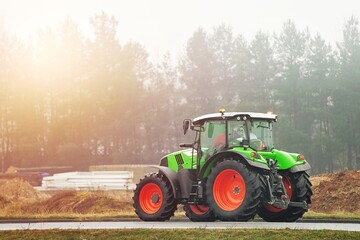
0, 213, 133, 220
304, 211, 360, 220
0, 229, 359, 240
0, 209, 186, 221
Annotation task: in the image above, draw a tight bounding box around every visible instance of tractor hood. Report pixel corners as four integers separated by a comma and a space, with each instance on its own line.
259, 149, 307, 170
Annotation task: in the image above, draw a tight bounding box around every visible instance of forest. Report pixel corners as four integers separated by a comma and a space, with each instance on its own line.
0, 12, 359, 174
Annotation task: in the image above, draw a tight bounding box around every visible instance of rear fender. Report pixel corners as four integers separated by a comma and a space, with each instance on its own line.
150, 165, 180, 199
199, 150, 270, 179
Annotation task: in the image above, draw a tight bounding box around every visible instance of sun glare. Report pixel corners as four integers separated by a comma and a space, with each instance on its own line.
1, 1, 94, 40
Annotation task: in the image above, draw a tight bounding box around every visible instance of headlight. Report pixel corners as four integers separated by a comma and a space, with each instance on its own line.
297, 154, 305, 161
250, 152, 261, 159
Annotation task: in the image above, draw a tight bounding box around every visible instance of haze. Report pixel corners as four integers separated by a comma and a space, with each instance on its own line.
1, 0, 359, 61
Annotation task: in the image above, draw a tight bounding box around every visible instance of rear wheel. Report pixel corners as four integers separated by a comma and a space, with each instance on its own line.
205, 160, 263, 221
133, 173, 177, 221
257, 172, 312, 222
183, 204, 216, 222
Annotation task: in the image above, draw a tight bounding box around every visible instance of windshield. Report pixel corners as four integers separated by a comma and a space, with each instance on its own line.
249, 120, 274, 151
228, 120, 248, 146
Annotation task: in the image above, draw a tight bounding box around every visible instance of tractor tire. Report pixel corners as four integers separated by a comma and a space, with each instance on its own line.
133, 173, 177, 221
205, 160, 263, 221
183, 204, 216, 222
257, 171, 312, 222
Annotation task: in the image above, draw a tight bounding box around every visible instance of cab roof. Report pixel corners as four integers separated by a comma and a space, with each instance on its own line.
192, 112, 277, 125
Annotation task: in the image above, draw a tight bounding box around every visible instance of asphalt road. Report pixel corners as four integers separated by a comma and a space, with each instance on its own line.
0, 221, 359, 231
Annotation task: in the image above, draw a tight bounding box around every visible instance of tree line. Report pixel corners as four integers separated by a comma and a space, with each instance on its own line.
0, 12, 359, 174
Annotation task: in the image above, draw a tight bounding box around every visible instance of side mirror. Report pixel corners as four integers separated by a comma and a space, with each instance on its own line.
183, 119, 191, 135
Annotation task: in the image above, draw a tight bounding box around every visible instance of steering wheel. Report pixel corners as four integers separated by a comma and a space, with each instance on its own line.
250, 139, 265, 151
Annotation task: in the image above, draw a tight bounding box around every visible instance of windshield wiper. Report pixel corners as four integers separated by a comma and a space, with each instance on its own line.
256, 125, 270, 129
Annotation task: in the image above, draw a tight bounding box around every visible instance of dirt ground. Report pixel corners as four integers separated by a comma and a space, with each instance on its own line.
0, 178, 132, 216
0, 170, 359, 216
310, 170, 360, 213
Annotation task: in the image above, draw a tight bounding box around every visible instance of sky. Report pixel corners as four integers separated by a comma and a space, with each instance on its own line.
0, 0, 359, 62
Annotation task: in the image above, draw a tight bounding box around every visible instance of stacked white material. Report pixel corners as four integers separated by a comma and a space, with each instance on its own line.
37, 171, 136, 191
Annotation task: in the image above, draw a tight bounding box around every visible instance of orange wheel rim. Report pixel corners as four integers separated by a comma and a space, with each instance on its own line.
264, 175, 293, 212
213, 169, 246, 211
189, 204, 210, 215
139, 183, 163, 214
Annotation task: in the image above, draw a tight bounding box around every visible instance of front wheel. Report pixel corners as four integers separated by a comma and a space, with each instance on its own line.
133, 173, 177, 221
205, 160, 263, 221
183, 204, 216, 222
257, 172, 312, 222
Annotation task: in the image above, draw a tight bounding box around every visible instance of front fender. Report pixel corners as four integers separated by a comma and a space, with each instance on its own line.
289, 161, 311, 173
270, 150, 310, 171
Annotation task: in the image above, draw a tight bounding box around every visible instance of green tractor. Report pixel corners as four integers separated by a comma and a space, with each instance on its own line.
133, 110, 312, 222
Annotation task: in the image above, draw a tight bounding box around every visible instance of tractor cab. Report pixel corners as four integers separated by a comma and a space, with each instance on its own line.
183, 110, 278, 169
195, 111, 277, 153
